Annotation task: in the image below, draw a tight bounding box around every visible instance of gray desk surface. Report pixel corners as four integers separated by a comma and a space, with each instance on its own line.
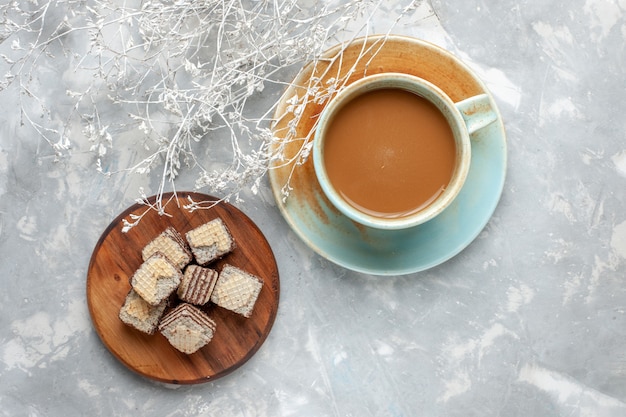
2, 1, 626, 416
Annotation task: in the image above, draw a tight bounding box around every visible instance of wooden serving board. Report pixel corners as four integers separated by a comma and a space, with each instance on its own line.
86, 192, 280, 384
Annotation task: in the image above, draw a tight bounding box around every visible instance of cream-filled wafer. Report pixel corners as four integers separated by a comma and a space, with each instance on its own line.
211, 264, 263, 318
158, 303, 216, 354
118, 289, 168, 334
130, 252, 182, 306
185, 218, 235, 265
142, 227, 192, 269
177, 265, 219, 305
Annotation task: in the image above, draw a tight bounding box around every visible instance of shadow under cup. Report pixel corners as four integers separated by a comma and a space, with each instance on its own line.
313, 73, 495, 230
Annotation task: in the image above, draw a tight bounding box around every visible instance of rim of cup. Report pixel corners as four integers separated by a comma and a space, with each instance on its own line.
313, 73, 472, 230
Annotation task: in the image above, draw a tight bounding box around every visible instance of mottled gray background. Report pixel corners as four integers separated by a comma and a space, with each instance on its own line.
1, 0, 626, 416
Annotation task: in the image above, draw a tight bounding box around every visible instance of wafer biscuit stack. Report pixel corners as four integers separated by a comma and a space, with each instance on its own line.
118, 289, 168, 334
177, 265, 218, 305
130, 252, 182, 306
142, 227, 192, 269
158, 303, 217, 354
211, 264, 263, 318
185, 218, 235, 265
119, 216, 266, 355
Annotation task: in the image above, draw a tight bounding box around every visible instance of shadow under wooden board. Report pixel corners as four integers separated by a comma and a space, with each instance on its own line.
86, 192, 280, 384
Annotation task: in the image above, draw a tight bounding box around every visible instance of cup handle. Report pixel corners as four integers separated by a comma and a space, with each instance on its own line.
455, 94, 498, 135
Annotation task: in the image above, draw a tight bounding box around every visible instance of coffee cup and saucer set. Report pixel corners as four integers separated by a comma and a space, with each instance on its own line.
269, 35, 507, 276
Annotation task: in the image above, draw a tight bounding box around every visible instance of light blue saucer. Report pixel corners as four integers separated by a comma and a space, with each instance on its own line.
269, 36, 507, 276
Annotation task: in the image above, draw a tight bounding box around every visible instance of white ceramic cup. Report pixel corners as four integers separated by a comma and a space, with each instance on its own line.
313, 72, 497, 230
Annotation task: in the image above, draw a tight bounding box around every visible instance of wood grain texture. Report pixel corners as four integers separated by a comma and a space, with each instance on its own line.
86, 192, 280, 384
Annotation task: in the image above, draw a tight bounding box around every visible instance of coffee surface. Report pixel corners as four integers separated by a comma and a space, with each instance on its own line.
322, 88, 456, 218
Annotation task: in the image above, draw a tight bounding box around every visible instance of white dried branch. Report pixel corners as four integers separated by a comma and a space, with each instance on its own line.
0, 0, 420, 229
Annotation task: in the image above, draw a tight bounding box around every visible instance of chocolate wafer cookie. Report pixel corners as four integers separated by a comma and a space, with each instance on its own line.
177, 265, 219, 305
130, 252, 182, 306
211, 264, 263, 318
158, 303, 217, 354
142, 227, 192, 269
185, 218, 235, 265
118, 289, 168, 334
